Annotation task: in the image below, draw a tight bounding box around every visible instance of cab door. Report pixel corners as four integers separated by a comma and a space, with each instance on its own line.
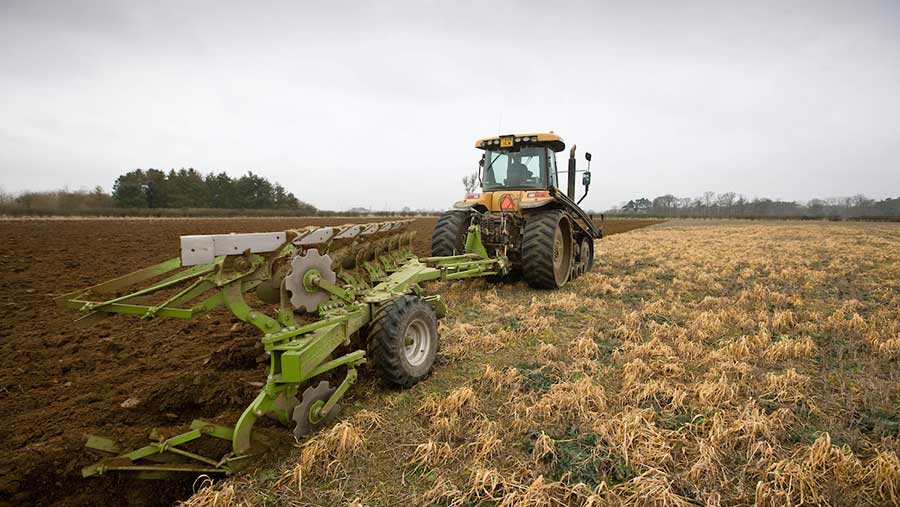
547, 148, 559, 189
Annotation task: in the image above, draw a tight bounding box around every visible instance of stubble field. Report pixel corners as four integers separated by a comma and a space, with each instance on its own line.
2, 218, 899, 506
188, 220, 900, 507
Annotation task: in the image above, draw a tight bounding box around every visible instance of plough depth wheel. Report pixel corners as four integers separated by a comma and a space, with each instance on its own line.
369, 295, 439, 388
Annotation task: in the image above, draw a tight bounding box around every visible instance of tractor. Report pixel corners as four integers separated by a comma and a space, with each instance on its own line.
431, 132, 601, 288
57, 134, 601, 480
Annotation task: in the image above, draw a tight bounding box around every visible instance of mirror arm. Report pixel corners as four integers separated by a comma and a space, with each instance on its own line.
478, 157, 484, 187
577, 152, 593, 205
577, 185, 589, 205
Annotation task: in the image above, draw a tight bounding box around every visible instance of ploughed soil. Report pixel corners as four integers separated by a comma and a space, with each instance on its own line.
0, 216, 661, 507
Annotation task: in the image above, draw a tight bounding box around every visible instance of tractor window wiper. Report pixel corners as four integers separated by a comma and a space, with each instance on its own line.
484, 153, 500, 173
482, 153, 501, 186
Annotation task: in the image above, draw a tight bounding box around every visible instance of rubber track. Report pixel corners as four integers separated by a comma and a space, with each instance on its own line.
430, 211, 469, 256
522, 209, 567, 289
368, 295, 432, 388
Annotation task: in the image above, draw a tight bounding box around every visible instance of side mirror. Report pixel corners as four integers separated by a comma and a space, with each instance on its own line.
479, 158, 484, 167
582, 171, 591, 186
585, 152, 592, 162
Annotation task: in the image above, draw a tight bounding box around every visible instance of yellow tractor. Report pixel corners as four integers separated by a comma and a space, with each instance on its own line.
432, 132, 601, 289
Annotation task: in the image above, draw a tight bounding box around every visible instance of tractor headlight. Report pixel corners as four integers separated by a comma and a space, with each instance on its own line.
514, 137, 521, 142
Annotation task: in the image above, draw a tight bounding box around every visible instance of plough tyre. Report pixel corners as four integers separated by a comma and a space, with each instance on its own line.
368, 295, 439, 388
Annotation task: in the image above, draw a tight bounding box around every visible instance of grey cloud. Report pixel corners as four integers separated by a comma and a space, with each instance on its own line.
1, 0, 898, 211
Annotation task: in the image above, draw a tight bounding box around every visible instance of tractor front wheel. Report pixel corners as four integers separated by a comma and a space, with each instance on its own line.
369, 295, 439, 388
522, 210, 574, 289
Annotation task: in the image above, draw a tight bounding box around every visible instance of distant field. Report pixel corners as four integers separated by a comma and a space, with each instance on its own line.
599, 218, 666, 236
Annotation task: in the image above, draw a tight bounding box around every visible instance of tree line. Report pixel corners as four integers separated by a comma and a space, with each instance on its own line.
3, 186, 113, 212
111, 168, 316, 212
614, 192, 900, 219
0, 168, 319, 215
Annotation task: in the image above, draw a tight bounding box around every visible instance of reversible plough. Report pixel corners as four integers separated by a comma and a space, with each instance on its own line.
57, 220, 506, 478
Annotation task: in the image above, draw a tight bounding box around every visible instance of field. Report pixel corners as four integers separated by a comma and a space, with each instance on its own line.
0, 216, 657, 507
2, 218, 898, 506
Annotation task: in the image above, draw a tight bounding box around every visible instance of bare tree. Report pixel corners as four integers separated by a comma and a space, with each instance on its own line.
717, 192, 736, 208
702, 191, 716, 213
652, 194, 677, 212
462, 172, 478, 193
0, 187, 15, 206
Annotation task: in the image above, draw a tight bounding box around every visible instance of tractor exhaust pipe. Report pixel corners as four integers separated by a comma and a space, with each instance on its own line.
567, 145, 577, 199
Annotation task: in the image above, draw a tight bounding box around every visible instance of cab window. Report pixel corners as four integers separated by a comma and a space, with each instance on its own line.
547, 150, 558, 188
482, 146, 548, 190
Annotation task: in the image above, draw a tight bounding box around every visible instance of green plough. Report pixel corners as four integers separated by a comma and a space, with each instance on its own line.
57, 220, 506, 478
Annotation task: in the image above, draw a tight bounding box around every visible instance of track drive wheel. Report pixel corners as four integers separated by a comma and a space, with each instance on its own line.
522, 210, 574, 289
582, 237, 595, 273
369, 295, 439, 388
573, 236, 594, 279
431, 211, 471, 256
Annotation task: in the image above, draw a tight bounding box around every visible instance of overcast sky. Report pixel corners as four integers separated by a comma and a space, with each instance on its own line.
1, 0, 898, 211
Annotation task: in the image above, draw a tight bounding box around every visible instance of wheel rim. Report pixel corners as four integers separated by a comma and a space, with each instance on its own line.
403, 318, 432, 367
552, 220, 572, 284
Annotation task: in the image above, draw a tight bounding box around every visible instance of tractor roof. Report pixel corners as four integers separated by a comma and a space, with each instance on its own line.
475, 132, 565, 152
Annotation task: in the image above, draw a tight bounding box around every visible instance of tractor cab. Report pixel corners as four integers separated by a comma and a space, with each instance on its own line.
482, 146, 552, 190
453, 132, 590, 213
478, 133, 564, 193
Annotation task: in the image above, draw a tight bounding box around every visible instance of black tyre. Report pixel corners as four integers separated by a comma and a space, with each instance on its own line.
522, 210, 574, 289
369, 295, 439, 388
431, 211, 471, 256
